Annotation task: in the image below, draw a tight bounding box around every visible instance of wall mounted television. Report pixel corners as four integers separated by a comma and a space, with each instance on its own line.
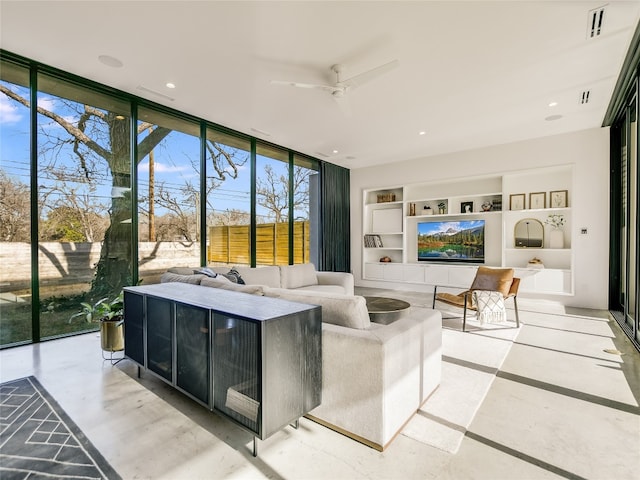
417, 220, 485, 263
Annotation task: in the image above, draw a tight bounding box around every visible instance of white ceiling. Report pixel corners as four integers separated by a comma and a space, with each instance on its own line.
1, 1, 639, 169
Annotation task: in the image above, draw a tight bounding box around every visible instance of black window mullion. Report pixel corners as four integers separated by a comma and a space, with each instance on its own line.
30, 64, 39, 343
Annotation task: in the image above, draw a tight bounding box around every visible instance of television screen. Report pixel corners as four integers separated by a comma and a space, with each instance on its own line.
417, 220, 485, 263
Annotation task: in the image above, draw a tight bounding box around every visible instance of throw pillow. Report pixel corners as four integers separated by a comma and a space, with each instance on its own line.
193, 267, 217, 278
200, 277, 263, 295
221, 268, 245, 284
263, 288, 370, 330
470, 267, 514, 298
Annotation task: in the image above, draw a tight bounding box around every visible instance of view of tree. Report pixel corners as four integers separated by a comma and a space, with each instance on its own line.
0, 83, 248, 297
0, 81, 309, 301
0, 170, 30, 242
256, 164, 310, 223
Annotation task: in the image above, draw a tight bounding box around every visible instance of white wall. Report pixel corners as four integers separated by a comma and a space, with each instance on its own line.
350, 127, 611, 309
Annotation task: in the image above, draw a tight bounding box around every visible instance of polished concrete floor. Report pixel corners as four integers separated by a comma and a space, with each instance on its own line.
1, 290, 639, 480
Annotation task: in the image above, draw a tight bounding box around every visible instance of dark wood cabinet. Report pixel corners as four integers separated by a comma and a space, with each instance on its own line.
123, 282, 322, 451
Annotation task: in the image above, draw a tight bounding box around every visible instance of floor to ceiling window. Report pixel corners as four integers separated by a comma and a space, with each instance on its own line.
256, 143, 291, 266
0, 50, 337, 349
137, 108, 201, 284
204, 128, 251, 267
293, 153, 320, 266
611, 89, 639, 347
36, 73, 132, 340
0, 60, 32, 346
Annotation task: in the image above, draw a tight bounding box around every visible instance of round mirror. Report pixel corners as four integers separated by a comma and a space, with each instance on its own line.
514, 218, 544, 248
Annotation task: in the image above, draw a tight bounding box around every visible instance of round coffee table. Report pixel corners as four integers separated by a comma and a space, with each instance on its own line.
364, 296, 411, 325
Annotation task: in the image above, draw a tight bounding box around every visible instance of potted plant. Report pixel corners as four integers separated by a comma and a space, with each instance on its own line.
69, 291, 124, 353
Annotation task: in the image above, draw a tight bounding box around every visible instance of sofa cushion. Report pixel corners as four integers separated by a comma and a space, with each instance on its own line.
264, 288, 371, 330
166, 266, 199, 276
160, 272, 205, 284
232, 265, 281, 288
470, 266, 514, 297
279, 263, 318, 289
293, 284, 347, 294
200, 276, 264, 295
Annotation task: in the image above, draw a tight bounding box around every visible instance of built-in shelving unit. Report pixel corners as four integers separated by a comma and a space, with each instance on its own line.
361, 165, 574, 296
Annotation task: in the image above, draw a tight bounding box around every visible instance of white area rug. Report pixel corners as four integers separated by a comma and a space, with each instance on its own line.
401, 309, 521, 454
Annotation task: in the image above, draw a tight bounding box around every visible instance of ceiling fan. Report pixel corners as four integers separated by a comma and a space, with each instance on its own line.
270, 59, 399, 100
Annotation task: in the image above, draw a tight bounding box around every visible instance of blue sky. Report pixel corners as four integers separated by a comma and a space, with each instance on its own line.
417, 220, 485, 236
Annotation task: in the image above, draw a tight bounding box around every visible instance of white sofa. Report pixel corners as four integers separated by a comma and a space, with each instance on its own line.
161, 263, 353, 295
160, 265, 442, 451
263, 288, 442, 451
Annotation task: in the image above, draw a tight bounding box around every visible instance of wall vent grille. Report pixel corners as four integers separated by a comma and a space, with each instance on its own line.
587, 6, 606, 38
580, 90, 591, 104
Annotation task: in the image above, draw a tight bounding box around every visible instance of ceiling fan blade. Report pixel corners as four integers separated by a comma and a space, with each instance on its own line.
341, 59, 399, 88
270, 80, 336, 93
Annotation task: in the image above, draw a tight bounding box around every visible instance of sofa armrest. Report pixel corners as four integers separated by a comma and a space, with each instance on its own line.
308, 307, 441, 449
315, 271, 354, 295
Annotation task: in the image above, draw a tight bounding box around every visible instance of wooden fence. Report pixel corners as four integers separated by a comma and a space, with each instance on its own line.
0, 222, 310, 296
208, 221, 310, 265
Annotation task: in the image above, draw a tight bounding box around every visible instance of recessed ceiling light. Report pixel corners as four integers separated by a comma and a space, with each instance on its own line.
332, 149, 339, 154
419, 131, 426, 135
98, 55, 123, 68
545, 114, 563, 121
166, 82, 176, 89
548, 102, 558, 107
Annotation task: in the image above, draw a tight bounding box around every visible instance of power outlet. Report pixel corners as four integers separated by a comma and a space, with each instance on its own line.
581, 228, 588, 235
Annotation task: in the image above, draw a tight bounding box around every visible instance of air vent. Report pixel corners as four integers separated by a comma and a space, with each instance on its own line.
314, 152, 330, 158
587, 6, 605, 38
580, 90, 590, 104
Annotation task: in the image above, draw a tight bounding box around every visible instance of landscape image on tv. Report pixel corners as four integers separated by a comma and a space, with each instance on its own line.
417, 220, 485, 263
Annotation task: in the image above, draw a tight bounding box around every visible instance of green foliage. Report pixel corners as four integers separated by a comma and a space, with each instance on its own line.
69, 291, 123, 324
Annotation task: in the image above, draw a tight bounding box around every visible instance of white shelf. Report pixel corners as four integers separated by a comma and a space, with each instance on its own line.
362, 165, 574, 295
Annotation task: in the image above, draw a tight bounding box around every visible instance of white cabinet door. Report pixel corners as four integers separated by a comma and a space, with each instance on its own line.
383, 264, 404, 281
424, 265, 449, 285
403, 264, 425, 283
448, 266, 478, 287
364, 263, 384, 280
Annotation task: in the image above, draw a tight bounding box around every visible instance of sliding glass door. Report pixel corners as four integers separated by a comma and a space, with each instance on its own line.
611, 89, 639, 346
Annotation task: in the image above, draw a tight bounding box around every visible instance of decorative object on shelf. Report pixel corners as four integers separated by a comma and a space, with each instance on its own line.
514, 218, 544, 248
545, 214, 565, 248
437, 201, 447, 214
550, 190, 568, 208
364, 234, 383, 247
492, 198, 502, 211
509, 193, 525, 211
529, 192, 546, 209
409, 203, 416, 216
423, 205, 433, 215
377, 192, 396, 203
527, 257, 545, 269
379, 256, 392, 263
481, 200, 493, 212
461, 201, 473, 214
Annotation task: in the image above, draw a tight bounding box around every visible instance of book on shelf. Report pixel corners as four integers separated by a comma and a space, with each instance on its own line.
364, 234, 383, 248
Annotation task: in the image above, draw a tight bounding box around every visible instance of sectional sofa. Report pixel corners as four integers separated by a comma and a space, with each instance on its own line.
160, 263, 442, 450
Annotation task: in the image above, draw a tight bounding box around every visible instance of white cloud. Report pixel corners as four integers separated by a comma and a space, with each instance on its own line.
138, 161, 189, 173
37, 97, 56, 111
0, 95, 24, 124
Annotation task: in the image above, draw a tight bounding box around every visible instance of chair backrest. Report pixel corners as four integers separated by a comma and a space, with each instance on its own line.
469, 267, 515, 298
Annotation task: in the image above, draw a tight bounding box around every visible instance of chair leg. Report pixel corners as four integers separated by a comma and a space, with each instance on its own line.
513, 295, 520, 328
432, 285, 438, 309
462, 292, 468, 332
